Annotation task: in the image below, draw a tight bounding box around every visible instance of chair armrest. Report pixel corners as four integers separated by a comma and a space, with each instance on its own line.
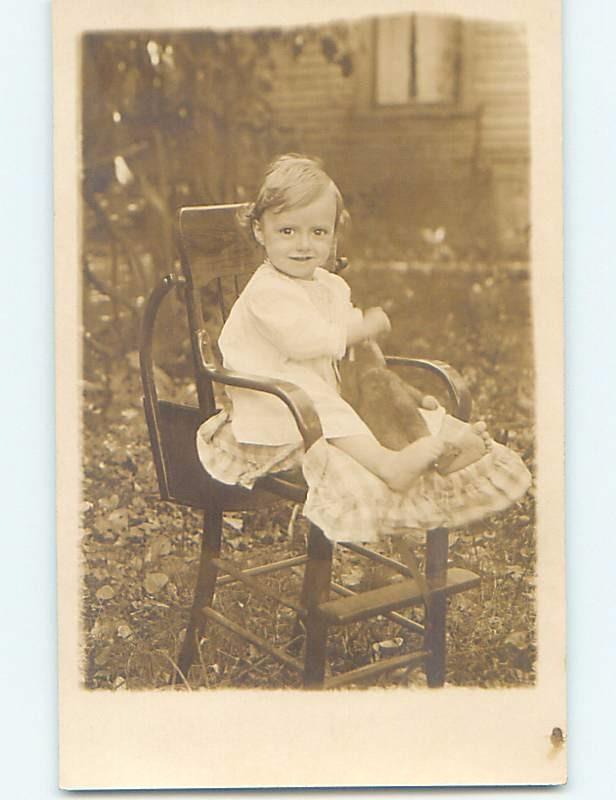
196, 331, 323, 450
384, 356, 472, 422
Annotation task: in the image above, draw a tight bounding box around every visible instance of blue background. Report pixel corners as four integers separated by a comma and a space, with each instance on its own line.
1, 1, 614, 796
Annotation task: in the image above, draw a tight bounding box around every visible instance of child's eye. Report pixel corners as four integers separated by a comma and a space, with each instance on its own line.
313, 228, 329, 236
280, 227, 294, 235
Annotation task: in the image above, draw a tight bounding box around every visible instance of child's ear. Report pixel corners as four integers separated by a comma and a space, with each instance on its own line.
252, 219, 265, 247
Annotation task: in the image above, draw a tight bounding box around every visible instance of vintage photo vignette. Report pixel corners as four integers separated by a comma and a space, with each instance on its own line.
54, 0, 565, 789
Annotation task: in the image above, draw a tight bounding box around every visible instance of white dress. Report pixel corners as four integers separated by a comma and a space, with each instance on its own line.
218, 260, 372, 445
196, 261, 532, 543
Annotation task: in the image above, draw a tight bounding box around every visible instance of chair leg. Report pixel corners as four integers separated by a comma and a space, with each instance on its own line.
174, 504, 223, 685
300, 524, 333, 689
303, 614, 329, 688
423, 527, 449, 688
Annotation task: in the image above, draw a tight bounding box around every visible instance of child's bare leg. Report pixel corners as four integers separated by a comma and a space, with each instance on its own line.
331, 433, 443, 492
332, 419, 493, 493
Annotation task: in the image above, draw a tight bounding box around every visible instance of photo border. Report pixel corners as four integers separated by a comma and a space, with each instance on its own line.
54, 0, 565, 788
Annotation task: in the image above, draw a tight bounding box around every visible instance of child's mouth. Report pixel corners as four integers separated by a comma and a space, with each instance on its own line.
290, 256, 313, 261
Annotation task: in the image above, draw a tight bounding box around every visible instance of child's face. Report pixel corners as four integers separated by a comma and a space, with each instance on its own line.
253, 186, 337, 279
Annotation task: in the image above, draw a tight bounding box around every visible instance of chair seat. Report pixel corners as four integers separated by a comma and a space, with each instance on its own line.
152, 399, 307, 508
256, 469, 307, 503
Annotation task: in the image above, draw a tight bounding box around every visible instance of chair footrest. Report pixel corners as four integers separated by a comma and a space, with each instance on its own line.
317, 568, 480, 626
201, 607, 304, 673
212, 556, 305, 615
323, 650, 430, 690
331, 582, 425, 634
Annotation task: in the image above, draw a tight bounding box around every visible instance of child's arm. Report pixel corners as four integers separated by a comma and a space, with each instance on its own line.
246, 273, 391, 361
346, 306, 391, 346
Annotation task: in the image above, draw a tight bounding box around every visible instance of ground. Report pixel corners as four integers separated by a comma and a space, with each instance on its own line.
81, 256, 536, 690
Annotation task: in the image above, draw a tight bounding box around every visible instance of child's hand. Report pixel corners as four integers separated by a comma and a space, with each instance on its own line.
346, 307, 391, 346
421, 395, 439, 410
363, 307, 391, 340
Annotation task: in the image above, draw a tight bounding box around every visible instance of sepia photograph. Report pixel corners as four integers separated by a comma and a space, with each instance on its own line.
55, 0, 565, 789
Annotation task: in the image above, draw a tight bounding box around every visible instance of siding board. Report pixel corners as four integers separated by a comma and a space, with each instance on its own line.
263, 18, 529, 254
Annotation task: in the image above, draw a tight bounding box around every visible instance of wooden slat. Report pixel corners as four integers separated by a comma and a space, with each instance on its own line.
331, 582, 425, 635
212, 557, 305, 615
201, 608, 304, 674
317, 568, 480, 626
468, 18, 529, 158
324, 650, 430, 690
178, 204, 260, 289
339, 542, 415, 578
256, 472, 307, 503
217, 554, 308, 587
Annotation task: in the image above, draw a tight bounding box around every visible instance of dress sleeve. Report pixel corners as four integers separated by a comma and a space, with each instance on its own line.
246, 278, 348, 360
327, 272, 364, 343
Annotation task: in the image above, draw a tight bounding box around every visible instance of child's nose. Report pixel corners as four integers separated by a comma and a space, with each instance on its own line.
297, 231, 311, 250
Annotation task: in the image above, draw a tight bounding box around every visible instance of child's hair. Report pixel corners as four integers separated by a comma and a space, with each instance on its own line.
239, 153, 349, 236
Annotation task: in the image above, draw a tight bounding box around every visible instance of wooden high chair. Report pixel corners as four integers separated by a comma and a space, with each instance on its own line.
139, 203, 480, 689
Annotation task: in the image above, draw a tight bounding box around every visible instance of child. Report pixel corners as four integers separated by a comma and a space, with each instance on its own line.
197, 154, 531, 543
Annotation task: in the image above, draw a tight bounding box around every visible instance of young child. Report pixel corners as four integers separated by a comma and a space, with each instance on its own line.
197, 154, 531, 543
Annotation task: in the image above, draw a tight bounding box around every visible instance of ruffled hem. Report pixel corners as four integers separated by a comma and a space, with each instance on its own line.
196, 411, 302, 489
196, 413, 532, 545
302, 439, 531, 543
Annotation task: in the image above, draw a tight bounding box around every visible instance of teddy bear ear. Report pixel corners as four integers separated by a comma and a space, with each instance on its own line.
356, 340, 386, 369
367, 340, 387, 367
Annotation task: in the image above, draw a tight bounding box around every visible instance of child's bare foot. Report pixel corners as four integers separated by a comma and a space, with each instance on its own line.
438, 417, 493, 449
470, 420, 493, 451
382, 435, 446, 492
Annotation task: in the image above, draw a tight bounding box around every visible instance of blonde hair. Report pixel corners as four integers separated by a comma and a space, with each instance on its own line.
239, 153, 349, 235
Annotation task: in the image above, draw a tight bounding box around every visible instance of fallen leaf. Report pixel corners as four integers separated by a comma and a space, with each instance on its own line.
129, 555, 143, 571
108, 509, 128, 529
375, 638, 403, 657
96, 585, 115, 601
99, 494, 120, 512
91, 568, 109, 582
504, 631, 528, 649
144, 572, 169, 594
94, 509, 128, 540
93, 518, 117, 541
117, 624, 133, 640
223, 514, 244, 533
340, 566, 364, 590
146, 534, 172, 563
91, 615, 116, 641
94, 646, 113, 666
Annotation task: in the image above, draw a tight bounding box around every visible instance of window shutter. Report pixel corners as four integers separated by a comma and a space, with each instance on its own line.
376, 16, 411, 105
414, 15, 460, 103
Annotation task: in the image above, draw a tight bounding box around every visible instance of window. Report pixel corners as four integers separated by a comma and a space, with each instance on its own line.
375, 15, 462, 105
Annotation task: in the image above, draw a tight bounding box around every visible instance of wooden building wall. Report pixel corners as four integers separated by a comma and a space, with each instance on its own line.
265, 17, 530, 257
464, 20, 530, 255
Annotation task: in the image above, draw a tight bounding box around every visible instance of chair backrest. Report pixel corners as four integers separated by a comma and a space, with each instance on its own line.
178, 203, 260, 315
177, 203, 343, 323
175, 204, 262, 412
139, 204, 260, 508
